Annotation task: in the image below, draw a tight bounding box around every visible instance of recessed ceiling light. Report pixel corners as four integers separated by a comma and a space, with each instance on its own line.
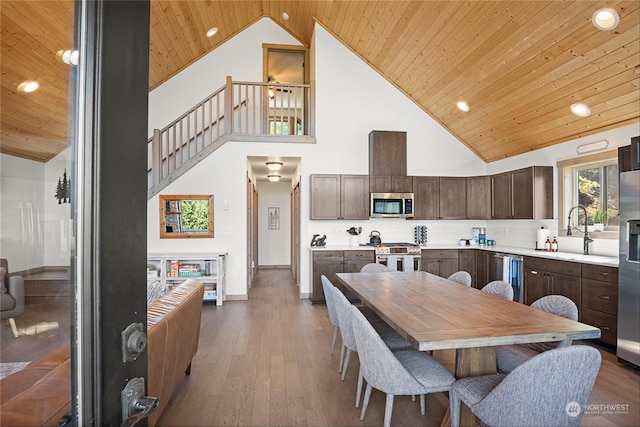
58, 49, 79, 65
282, 12, 289, 21
206, 27, 218, 38
592, 8, 619, 31
17, 81, 39, 93
456, 101, 470, 112
570, 103, 591, 118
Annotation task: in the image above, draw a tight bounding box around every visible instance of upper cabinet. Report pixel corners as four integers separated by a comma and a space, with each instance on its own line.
466, 176, 492, 219
413, 177, 466, 219
310, 174, 370, 220
369, 130, 408, 192
491, 166, 553, 219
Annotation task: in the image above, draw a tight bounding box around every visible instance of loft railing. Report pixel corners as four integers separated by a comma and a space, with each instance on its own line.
148, 76, 314, 197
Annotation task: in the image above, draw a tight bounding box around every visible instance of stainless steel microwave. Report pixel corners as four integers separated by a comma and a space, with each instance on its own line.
370, 193, 414, 218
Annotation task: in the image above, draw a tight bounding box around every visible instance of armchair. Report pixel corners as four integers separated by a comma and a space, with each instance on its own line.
0, 259, 25, 338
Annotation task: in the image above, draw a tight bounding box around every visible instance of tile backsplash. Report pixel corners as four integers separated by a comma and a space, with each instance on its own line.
308, 218, 619, 257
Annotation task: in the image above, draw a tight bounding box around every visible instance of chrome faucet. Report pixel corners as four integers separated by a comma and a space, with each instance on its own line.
567, 204, 594, 255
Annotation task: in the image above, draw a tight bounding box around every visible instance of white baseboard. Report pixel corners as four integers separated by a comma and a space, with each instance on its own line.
224, 294, 248, 301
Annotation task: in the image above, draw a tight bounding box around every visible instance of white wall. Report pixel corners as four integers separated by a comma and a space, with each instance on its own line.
0, 153, 45, 271
43, 148, 72, 267
257, 180, 291, 266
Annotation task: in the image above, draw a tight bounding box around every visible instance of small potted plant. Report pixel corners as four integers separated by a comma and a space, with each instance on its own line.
592, 209, 606, 232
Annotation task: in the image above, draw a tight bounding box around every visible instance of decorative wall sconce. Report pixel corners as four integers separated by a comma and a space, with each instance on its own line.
55, 169, 71, 204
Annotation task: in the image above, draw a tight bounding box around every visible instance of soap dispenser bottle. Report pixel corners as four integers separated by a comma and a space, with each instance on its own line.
551, 237, 558, 252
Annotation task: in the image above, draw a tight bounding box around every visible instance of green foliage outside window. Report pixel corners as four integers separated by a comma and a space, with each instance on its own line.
181, 200, 210, 231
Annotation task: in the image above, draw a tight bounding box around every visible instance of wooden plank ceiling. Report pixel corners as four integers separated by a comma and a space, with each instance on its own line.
2, 1, 639, 163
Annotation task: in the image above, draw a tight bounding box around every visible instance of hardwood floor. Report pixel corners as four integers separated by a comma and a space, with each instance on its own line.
1, 269, 638, 426
157, 268, 640, 427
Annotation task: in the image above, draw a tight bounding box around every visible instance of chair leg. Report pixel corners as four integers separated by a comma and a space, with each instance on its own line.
383, 394, 395, 427
341, 349, 352, 381
8, 318, 19, 338
360, 383, 373, 421
420, 394, 425, 415
450, 390, 461, 427
355, 367, 364, 408
330, 326, 338, 355
339, 344, 346, 373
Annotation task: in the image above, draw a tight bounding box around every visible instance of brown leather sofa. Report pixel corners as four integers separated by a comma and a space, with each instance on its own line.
0, 279, 204, 426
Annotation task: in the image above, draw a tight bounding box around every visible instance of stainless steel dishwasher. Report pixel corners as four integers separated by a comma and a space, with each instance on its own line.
494, 253, 525, 303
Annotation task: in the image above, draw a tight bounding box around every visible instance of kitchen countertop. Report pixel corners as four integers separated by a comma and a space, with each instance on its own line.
309, 243, 618, 267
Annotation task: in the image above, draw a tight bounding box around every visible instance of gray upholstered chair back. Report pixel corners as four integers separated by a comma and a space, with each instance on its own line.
320, 275, 338, 327
332, 286, 357, 353
481, 280, 514, 300
447, 271, 472, 286
0, 258, 25, 338
450, 346, 602, 427
360, 263, 391, 273
526, 295, 579, 351
350, 305, 424, 395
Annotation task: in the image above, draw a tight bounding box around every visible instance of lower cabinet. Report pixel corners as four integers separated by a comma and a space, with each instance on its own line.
421, 249, 459, 278
311, 250, 374, 304
457, 249, 476, 286
581, 264, 618, 347
523, 257, 581, 317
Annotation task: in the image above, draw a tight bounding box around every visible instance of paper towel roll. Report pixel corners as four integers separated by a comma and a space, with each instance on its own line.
536, 228, 549, 250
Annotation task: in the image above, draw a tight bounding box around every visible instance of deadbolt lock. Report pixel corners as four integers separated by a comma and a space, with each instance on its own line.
121, 323, 147, 363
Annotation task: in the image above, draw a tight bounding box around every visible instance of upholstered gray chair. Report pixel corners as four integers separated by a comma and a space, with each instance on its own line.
320, 275, 340, 355
351, 305, 455, 427
481, 280, 514, 300
496, 295, 579, 373
450, 346, 601, 427
360, 263, 391, 273
447, 271, 472, 286
0, 259, 25, 338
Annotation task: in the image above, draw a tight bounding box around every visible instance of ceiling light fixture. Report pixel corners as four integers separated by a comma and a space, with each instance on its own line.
592, 8, 619, 31
456, 101, 470, 112
266, 161, 283, 171
570, 102, 591, 118
17, 80, 39, 93
282, 12, 289, 21
268, 174, 281, 182
58, 49, 79, 65
206, 27, 218, 38
576, 140, 609, 154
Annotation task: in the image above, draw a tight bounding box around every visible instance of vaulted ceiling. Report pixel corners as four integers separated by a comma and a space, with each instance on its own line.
2, 1, 639, 163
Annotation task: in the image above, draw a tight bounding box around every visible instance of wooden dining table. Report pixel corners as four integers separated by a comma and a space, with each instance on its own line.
335, 271, 601, 426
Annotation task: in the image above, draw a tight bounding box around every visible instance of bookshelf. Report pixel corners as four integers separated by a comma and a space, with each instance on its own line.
147, 252, 227, 305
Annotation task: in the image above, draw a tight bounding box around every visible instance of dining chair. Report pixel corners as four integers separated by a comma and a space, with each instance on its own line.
481, 280, 514, 300
320, 275, 340, 355
447, 271, 472, 286
496, 295, 579, 373
360, 262, 391, 272
450, 346, 601, 427
350, 305, 455, 427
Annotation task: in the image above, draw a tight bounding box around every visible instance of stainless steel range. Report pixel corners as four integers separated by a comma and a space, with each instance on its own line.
372, 242, 422, 271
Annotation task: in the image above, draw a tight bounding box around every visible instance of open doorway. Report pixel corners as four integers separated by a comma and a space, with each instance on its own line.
246, 157, 301, 289
263, 44, 309, 136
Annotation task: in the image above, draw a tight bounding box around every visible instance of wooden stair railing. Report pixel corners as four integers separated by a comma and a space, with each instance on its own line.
147, 76, 314, 199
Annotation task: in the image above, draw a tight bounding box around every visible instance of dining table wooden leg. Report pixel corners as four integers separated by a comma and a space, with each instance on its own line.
451, 346, 497, 427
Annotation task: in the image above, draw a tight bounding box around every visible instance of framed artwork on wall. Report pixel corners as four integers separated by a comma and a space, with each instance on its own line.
268, 207, 280, 230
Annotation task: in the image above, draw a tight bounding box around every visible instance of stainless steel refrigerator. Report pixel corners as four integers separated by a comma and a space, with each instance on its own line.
617, 170, 640, 367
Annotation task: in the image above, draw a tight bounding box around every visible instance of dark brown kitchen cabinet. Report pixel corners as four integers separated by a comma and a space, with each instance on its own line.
457, 249, 476, 287
466, 176, 491, 219
311, 250, 375, 304
581, 264, 618, 347
491, 166, 553, 219
439, 177, 466, 219
524, 257, 581, 316
369, 130, 407, 177
310, 174, 369, 220
421, 249, 459, 278
474, 250, 495, 289
413, 176, 439, 219
370, 175, 413, 193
